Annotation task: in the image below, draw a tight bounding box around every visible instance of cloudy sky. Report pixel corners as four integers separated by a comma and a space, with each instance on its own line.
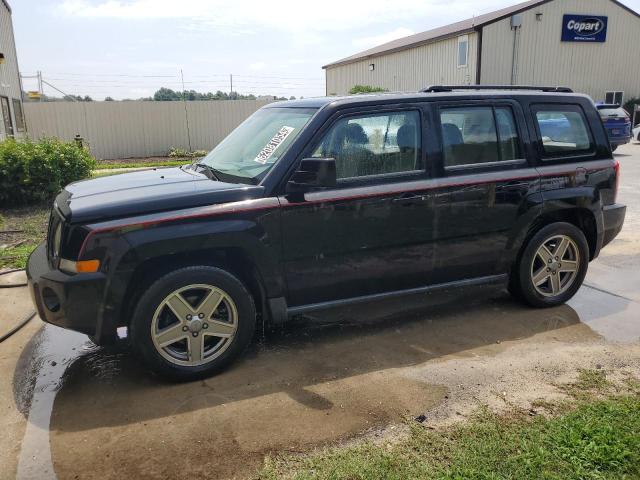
11, 0, 640, 100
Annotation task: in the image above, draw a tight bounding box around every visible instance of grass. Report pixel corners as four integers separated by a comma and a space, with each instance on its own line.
94, 160, 187, 170
258, 371, 640, 480
0, 205, 49, 270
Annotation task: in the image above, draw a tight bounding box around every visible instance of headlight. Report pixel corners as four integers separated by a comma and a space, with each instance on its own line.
52, 222, 62, 258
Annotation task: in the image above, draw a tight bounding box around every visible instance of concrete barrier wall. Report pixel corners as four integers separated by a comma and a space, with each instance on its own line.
23, 99, 274, 159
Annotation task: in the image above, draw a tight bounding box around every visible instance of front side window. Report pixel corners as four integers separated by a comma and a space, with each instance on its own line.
457, 35, 468, 67
312, 110, 422, 180
534, 107, 592, 154
440, 105, 521, 168
200, 107, 316, 180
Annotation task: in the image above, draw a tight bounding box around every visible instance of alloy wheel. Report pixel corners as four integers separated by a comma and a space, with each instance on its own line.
530, 234, 580, 297
150, 284, 238, 367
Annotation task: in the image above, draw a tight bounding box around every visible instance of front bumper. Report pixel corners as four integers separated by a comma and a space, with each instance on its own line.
27, 242, 106, 337
602, 203, 626, 248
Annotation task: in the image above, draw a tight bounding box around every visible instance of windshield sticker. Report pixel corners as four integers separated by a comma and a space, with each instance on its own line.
254, 126, 295, 164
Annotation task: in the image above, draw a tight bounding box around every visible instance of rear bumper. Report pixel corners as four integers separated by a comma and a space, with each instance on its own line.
610, 136, 632, 147
26, 242, 106, 338
602, 203, 626, 248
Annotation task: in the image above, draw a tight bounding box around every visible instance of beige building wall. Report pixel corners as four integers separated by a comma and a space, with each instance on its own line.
480, 0, 640, 102
325, 33, 478, 95
24, 99, 274, 160
0, 1, 25, 140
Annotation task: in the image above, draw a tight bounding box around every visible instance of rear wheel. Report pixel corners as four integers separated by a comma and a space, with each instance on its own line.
512, 222, 589, 308
130, 266, 256, 381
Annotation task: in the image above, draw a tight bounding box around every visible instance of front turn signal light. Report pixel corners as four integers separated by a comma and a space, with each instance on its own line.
60, 258, 101, 274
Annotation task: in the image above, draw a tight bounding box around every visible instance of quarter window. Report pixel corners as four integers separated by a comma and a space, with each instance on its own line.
312, 111, 422, 179
534, 108, 592, 154
439, 106, 521, 168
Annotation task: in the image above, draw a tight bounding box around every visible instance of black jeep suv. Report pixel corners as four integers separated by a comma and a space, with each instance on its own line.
27, 86, 626, 380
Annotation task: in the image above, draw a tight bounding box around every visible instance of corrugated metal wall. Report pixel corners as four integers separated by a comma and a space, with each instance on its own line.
480, 0, 640, 102
23, 99, 274, 160
325, 33, 478, 95
0, 1, 24, 140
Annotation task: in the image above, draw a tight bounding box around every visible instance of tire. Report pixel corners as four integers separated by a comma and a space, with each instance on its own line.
130, 266, 256, 381
512, 222, 589, 308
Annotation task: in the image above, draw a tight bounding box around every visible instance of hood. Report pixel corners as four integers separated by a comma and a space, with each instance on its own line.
57, 167, 265, 224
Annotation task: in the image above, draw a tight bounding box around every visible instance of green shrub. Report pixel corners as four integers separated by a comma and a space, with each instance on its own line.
349, 85, 388, 94
168, 147, 208, 158
0, 137, 96, 207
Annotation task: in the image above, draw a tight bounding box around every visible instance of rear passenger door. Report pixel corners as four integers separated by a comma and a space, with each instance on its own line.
430, 100, 541, 283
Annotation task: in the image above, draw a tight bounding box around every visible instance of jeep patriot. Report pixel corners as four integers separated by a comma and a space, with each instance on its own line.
27, 86, 626, 380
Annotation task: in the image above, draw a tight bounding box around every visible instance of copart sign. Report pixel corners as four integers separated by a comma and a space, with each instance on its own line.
561, 14, 608, 42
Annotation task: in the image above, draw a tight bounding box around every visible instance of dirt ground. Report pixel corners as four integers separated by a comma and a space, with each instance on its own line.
1, 141, 639, 480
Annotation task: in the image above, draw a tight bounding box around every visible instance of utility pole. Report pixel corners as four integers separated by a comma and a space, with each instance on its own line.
180, 69, 192, 152
37, 71, 43, 100
230, 74, 233, 99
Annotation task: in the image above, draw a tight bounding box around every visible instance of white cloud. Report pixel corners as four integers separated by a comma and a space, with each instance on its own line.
352, 27, 415, 49
249, 61, 266, 71
58, 0, 517, 33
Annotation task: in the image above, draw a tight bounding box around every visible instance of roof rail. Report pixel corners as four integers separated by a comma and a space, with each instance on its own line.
420, 85, 574, 93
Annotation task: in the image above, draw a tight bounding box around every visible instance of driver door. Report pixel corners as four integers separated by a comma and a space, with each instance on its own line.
279, 106, 435, 307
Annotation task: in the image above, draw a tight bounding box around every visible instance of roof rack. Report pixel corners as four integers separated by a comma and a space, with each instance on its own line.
420, 85, 574, 93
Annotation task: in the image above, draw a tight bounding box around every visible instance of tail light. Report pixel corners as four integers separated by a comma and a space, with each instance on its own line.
614, 159, 620, 204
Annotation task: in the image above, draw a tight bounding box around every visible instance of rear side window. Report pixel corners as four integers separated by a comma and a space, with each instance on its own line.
534, 106, 592, 155
439, 105, 522, 168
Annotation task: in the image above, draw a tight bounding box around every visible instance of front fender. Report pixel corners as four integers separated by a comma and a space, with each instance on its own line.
80, 198, 282, 343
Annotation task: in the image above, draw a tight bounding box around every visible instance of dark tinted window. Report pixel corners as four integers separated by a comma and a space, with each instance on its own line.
440, 106, 521, 168
312, 111, 422, 179
534, 108, 591, 154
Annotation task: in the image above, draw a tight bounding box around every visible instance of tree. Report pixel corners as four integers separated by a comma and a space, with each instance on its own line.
104, 96, 115, 101
349, 85, 388, 94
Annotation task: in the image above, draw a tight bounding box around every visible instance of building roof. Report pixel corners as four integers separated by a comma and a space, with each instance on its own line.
322, 0, 640, 69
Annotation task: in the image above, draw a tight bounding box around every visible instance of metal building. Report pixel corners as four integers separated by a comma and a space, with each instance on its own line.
0, 0, 25, 140
323, 0, 640, 104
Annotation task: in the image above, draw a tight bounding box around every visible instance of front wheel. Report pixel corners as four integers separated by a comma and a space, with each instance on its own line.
512, 222, 589, 308
130, 266, 256, 381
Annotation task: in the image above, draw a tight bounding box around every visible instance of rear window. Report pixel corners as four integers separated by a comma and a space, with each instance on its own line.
533, 106, 593, 156
597, 107, 628, 119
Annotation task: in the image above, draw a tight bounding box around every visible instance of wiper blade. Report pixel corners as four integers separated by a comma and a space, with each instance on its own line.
191, 162, 221, 181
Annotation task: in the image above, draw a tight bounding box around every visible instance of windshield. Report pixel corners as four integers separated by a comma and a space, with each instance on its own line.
200, 107, 317, 180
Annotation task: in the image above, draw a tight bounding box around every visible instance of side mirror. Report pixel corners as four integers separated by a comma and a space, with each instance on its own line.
286, 158, 337, 193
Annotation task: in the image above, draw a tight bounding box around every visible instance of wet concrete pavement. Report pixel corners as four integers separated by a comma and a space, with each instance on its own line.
1, 142, 640, 480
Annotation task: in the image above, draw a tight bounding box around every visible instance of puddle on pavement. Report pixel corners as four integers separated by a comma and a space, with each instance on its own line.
12, 284, 639, 479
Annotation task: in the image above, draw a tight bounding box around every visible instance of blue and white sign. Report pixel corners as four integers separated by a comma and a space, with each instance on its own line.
561, 14, 608, 42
